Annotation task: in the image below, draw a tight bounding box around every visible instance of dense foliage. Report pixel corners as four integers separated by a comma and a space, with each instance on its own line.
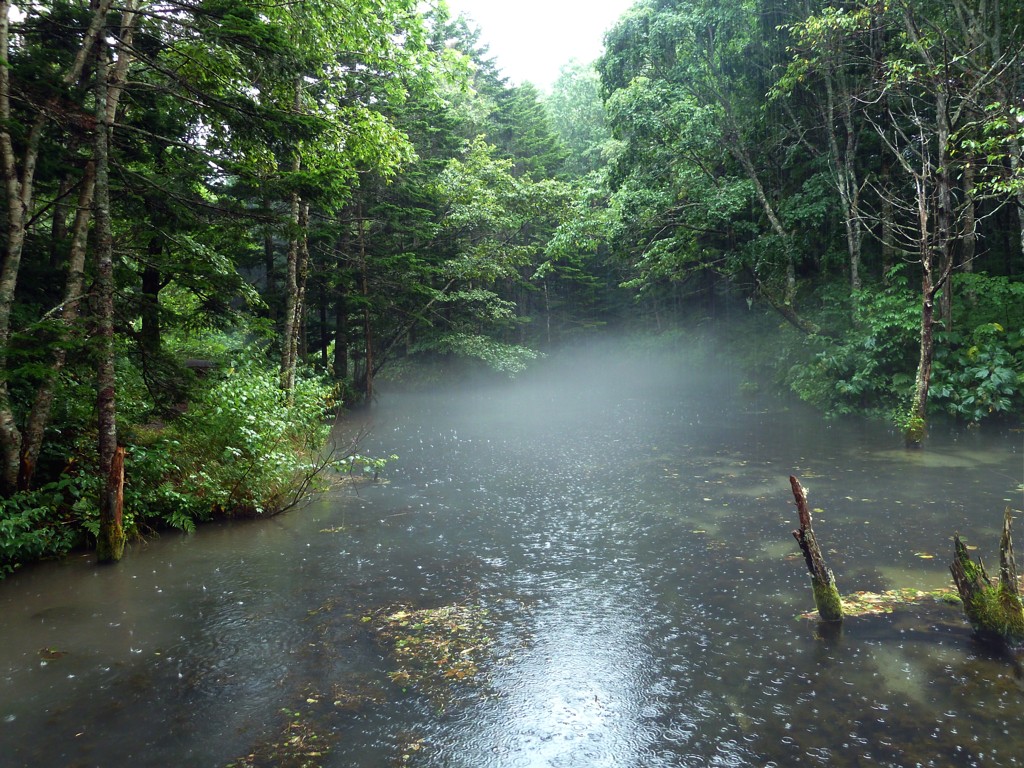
1, 0, 1022, 572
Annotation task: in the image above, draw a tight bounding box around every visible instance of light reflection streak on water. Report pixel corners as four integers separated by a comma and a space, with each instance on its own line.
436, 578, 666, 768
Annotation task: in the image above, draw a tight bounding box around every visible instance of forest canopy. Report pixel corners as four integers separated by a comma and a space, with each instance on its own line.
1, 0, 1022, 572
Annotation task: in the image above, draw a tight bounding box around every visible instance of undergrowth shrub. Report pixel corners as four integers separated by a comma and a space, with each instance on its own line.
0, 478, 87, 576
170, 362, 337, 517
932, 323, 1024, 422
1, 353, 339, 576
786, 277, 918, 417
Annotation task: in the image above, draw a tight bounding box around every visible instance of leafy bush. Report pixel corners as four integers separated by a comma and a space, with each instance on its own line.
169, 362, 337, 517
932, 323, 1024, 423
0, 352, 340, 577
0, 479, 87, 575
952, 273, 1024, 333
786, 277, 919, 417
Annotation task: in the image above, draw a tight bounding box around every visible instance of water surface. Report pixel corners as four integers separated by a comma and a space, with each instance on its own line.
2, 342, 1023, 766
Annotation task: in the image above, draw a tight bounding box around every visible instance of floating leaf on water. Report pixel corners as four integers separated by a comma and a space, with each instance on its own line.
365, 603, 495, 699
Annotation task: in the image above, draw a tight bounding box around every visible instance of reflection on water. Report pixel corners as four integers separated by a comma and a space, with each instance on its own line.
1, 340, 1023, 767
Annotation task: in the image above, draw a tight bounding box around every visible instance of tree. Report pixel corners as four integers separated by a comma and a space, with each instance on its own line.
862, 0, 1023, 442
598, 0, 823, 331
546, 61, 611, 177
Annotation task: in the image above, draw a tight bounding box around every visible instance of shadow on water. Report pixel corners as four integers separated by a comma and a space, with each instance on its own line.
2, 338, 1024, 766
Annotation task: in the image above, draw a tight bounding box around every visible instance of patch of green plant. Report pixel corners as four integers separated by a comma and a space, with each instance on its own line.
932, 323, 1024, 423
226, 700, 333, 768
797, 587, 959, 620
952, 273, 1024, 332
785, 275, 919, 418
337, 453, 399, 482
0, 479, 89, 576
169, 360, 337, 517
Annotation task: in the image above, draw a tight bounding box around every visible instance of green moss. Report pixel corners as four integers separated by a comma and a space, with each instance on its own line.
902, 415, 926, 447
812, 577, 844, 623
96, 526, 126, 563
966, 584, 1024, 644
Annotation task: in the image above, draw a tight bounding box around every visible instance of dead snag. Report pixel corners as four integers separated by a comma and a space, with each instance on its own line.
96, 446, 126, 563
790, 475, 843, 623
950, 508, 1024, 646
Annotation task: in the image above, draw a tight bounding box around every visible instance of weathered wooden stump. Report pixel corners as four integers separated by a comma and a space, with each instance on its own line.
950, 508, 1024, 646
96, 446, 126, 563
790, 475, 843, 623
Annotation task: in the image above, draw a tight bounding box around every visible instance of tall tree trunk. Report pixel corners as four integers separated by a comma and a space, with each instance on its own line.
296, 203, 310, 363
94, 27, 122, 563
333, 232, 350, 383
907, 170, 936, 448
359, 208, 374, 402
821, 62, 863, 295
281, 197, 309, 395
897, 7, 959, 448
140, 263, 162, 357
334, 288, 349, 382
281, 185, 301, 391
279, 80, 307, 395
264, 220, 278, 322
880, 156, 895, 280
49, 174, 75, 270
94, 1, 138, 562
960, 164, 976, 308
318, 279, 329, 368
1008, 134, 1024, 261
727, 138, 798, 307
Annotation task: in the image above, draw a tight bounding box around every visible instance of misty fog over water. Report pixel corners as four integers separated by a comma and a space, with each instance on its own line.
3, 340, 1024, 766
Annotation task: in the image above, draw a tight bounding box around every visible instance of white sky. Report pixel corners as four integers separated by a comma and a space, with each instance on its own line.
445, 0, 638, 91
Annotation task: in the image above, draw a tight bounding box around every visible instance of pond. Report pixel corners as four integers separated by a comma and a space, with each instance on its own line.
2, 340, 1023, 767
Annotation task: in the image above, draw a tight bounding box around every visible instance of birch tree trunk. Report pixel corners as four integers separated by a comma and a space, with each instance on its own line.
94, 1, 139, 562
358, 208, 374, 402
280, 81, 306, 395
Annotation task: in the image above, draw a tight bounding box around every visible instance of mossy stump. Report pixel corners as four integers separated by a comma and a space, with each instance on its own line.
790, 475, 843, 623
950, 508, 1024, 647
96, 446, 126, 563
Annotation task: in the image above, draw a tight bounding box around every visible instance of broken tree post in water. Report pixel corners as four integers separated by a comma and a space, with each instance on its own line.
950, 507, 1024, 646
790, 475, 843, 623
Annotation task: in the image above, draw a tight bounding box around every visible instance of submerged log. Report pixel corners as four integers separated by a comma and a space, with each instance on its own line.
790, 475, 843, 623
950, 508, 1024, 646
